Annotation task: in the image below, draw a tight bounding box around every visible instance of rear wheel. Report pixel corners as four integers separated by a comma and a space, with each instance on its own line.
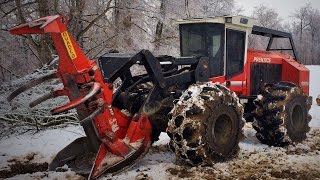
253, 82, 312, 146
167, 82, 244, 165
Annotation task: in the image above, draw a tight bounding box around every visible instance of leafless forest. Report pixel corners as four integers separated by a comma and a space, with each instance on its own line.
0, 0, 320, 82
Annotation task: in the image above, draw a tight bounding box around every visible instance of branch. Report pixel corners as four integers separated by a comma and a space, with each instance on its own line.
0, 0, 14, 6
0, 116, 78, 128
0, 112, 79, 129
14, 0, 26, 23
27, 43, 43, 65
302, 23, 311, 30
83, 13, 99, 17
132, 22, 151, 36
76, 0, 113, 40
1, 1, 36, 18
79, 18, 107, 29
0, 63, 21, 78
116, 5, 159, 14
13, 34, 42, 64
85, 34, 118, 55
151, 35, 178, 43
14, 0, 42, 60
76, 1, 161, 40
92, 45, 111, 59
185, 0, 190, 18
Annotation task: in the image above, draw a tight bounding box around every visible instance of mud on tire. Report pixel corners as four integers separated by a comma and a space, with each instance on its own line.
253, 82, 312, 146
167, 82, 244, 166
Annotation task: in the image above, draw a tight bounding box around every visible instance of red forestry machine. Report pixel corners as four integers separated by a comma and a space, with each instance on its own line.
7, 15, 312, 179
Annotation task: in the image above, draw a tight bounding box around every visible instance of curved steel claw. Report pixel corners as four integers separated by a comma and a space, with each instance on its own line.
7, 73, 58, 102
51, 82, 101, 115
29, 89, 68, 108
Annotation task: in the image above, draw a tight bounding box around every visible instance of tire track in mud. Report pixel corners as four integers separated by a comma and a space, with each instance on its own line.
0, 152, 84, 179
1, 128, 320, 179
166, 128, 320, 179
0, 153, 48, 179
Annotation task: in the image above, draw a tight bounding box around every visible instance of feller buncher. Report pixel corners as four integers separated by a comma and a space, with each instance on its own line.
7, 15, 312, 179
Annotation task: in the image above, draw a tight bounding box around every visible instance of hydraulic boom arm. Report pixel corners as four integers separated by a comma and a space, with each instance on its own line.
8, 15, 152, 179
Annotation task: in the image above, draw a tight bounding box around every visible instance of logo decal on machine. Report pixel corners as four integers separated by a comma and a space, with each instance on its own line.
109, 117, 120, 132
253, 57, 271, 63
61, 31, 77, 60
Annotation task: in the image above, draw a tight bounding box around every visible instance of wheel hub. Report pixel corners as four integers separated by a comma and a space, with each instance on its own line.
291, 104, 304, 130
212, 114, 233, 145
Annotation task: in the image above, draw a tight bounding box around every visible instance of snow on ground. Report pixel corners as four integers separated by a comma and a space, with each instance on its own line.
0, 126, 84, 163
0, 125, 85, 180
308, 65, 320, 128
0, 65, 320, 179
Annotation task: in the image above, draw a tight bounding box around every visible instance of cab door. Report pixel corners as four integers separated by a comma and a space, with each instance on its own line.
225, 29, 246, 79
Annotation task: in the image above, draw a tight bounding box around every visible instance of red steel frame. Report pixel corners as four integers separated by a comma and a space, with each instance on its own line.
8, 15, 310, 179
211, 49, 310, 97
9, 15, 152, 179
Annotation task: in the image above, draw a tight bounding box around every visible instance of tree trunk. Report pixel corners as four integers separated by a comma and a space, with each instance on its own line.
154, 0, 166, 50
0, 57, 4, 81
113, 0, 133, 51
185, 0, 190, 18
37, 0, 53, 64
70, 0, 85, 48
311, 31, 315, 64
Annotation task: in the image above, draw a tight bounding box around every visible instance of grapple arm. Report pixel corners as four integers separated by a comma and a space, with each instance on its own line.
8, 15, 152, 179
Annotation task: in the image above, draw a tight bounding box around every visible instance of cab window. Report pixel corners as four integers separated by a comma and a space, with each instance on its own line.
226, 29, 245, 78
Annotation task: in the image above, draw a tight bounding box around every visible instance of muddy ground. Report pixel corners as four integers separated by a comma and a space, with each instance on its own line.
1, 125, 319, 180
163, 127, 320, 180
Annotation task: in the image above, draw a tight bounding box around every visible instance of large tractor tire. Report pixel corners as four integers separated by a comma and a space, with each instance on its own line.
253, 82, 312, 146
167, 82, 244, 166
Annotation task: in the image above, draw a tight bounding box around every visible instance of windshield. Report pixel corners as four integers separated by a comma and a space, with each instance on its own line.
180, 23, 225, 77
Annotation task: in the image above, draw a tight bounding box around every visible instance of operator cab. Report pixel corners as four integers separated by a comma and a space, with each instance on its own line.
177, 16, 255, 78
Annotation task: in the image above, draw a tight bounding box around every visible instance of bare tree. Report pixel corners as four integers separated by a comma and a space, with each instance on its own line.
249, 5, 283, 50
0, 0, 117, 81
289, 3, 320, 64
307, 9, 320, 64
253, 5, 283, 29
293, 4, 311, 43
292, 4, 312, 63
3, 0, 308, 83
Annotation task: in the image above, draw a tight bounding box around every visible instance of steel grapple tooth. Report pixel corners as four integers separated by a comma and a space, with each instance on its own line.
7, 73, 58, 102
51, 82, 101, 115
29, 89, 67, 108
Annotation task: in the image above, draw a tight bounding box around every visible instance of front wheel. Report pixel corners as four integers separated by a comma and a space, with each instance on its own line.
167, 82, 244, 165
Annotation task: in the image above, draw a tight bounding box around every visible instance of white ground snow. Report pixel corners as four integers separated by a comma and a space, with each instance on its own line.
0, 126, 85, 163
308, 65, 320, 128
0, 65, 319, 179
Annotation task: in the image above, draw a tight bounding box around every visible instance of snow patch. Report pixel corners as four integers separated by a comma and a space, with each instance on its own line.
0, 125, 84, 167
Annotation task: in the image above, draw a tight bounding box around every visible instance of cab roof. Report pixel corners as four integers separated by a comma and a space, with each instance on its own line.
176, 15, 255, 28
